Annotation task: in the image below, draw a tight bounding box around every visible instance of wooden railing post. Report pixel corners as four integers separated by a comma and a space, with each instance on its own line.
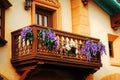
31, 26, 38, 56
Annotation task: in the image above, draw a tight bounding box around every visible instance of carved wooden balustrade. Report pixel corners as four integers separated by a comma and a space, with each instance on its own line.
11, 25, 102, 70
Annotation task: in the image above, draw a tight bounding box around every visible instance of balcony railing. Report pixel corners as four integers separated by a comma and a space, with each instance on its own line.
11, 25, 102, 69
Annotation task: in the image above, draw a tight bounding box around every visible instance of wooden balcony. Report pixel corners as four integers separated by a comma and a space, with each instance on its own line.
11, 25, 102, 80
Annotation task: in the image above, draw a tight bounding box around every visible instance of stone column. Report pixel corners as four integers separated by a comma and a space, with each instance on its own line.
71, 0, 90, 36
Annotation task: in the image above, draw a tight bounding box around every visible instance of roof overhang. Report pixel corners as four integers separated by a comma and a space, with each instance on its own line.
93, 0, 120, 16
93, 0, 120, 30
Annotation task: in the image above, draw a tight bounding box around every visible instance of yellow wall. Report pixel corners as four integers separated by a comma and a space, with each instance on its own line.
1, 0, 120, 80
89, 1, 120, 80
0, 0, 31, 80
0, 0, 72, 80
59, 0, 72, 32
71, 0, 90, 36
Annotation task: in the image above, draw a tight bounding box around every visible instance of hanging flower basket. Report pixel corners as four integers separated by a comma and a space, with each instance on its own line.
38, 29, 58, 50
80, 39, 106, 61
20, 27, 33, 41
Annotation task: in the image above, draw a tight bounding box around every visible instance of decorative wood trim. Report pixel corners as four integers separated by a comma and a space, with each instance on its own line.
108, 34, 118, 42
0, 0, 12, 9
19, 66, 37, 80
0, 74, 8, 80
11, 25, 102, 80
34, 0, 60, 8
0, 36, 7, 47
82, 0, 89, 6
31, 0, 62, 30
111, 14, 120, 30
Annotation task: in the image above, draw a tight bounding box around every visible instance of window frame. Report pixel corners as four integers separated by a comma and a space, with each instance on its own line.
36, 7, 53, 27
0, 5, 5, 38
108, 41, 114, 57
108, 34, 118, 58
0, 0, 12, 47
31, 0, 62, 29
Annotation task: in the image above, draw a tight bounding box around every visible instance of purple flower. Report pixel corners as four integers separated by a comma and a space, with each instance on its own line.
80, 48, 85, 55
97, 42, 106, 55
20, 27, 33, 41
80, 39, 106, 61
21, 28, 27, 40
38, 29, 58, 50
27, 27, 32, 31
86, 52, 91, 61
91, 43, 98, 56
53, 40, 58, 50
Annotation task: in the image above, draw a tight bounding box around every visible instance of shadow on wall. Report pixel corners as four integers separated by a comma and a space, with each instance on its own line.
101, 73, 120, 80
0, 73, 8, 80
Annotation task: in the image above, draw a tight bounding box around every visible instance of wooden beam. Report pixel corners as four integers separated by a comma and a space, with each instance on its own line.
0, 0, 12, 9
111, 14, 120, 30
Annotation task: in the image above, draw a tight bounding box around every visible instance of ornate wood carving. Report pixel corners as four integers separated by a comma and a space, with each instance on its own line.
34, 0, 60, 8
111, 14, 120, 30
45, 0, 58, 5
0, 0, 12, 9
82, 0, 89, 6
0, 37, 7, 47
11, 25, 102, 80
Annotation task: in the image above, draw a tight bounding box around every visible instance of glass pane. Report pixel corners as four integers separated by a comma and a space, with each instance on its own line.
39, 14, 42, 26
35, 13, 37, 24
0, 29, 1, 36
0, 19, 1, 26
44, 16, 48, 27
0, 8, 1, 16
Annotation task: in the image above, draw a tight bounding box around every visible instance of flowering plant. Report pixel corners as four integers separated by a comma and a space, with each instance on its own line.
38, 29, 58, 50
20, 27, 33, 41
80, 39, 106, 61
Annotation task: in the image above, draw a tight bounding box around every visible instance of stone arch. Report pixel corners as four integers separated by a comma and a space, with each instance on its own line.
101, 73, 120, 80
0, 73, 8, 80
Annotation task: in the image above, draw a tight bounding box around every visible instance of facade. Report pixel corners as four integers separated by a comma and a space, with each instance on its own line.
0, 0, 120, 80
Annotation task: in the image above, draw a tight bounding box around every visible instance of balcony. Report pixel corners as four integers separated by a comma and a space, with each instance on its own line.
11, 25, 102, 80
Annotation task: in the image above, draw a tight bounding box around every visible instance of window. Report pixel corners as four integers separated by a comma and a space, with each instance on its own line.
0, 5, 5, 38
108, 34, 118, 58
108, 41, 114, 57
0, 0, 11, 47
0, 0, 12, 38
36, 7, 53, 27
31, 0, 62, 29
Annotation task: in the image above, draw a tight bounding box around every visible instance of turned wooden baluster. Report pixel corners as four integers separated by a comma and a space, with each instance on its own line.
58, 35, 63, 57
24, 40, 28, 55
74, 39, 78, 58
37, 38, 41, 52
78, 40, 83, 59
27, 40, 32, 54
18, 36, 22, 56
71, 38, 76, 57
66, 37, 70, 56
63, 36, 67, 56
15, 35, 19, 56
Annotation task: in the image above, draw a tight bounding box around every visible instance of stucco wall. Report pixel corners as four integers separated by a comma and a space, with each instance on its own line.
0, 0, 31, 80
0, 0, 72, 80
89, 1, 120, 80
1, 0, 120, 80
59, 0, 72, 32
